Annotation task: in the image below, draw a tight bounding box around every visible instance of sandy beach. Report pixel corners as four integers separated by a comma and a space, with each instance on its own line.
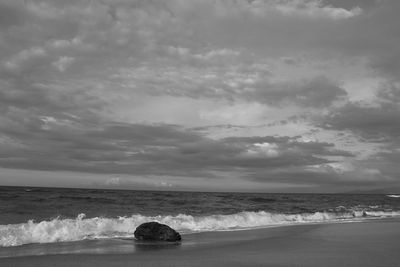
1, 219, 399, 267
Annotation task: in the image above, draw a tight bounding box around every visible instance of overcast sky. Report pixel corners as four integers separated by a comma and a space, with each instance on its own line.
0, 0, 399, 192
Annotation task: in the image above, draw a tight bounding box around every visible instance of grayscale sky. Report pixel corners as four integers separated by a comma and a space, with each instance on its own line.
0, 0, 399, 192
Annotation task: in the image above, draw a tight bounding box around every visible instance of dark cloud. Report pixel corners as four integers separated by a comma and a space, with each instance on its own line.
316, 0, 400, 79
318, 98, 400, 142
312, 79, 400, 189
376, 82, 400, 103
0, 119, 353, 179
0, 121, 202, 174
373, 150, 400, 171
0, 1, 28, 30
241, 76, 348, 107
132, 74, 348, 107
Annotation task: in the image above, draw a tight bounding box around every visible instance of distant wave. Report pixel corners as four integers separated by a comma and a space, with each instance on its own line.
387, 194, 400, 198
1, 211, 400, 247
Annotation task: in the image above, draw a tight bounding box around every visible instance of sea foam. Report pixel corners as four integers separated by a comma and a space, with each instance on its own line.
1, 211, 400, 247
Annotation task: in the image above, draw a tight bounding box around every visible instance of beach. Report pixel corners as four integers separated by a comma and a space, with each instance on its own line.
2, 0, 400, 265
2, 219, 399, 267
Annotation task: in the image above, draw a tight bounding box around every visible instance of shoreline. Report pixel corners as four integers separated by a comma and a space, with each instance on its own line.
0, 217, 390, 257
1, 218, 400, 266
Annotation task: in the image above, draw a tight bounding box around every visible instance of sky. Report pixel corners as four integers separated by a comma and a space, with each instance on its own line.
0, 0, 399, 193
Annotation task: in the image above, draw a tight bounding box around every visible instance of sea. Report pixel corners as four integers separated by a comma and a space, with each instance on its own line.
1, 186, 400, 257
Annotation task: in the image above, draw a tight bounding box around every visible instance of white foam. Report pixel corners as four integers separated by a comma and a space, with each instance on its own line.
387, 194, 400, 198
1, 211, 400, 247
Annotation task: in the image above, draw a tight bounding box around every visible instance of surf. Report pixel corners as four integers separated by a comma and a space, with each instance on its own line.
1, 210, 400, 247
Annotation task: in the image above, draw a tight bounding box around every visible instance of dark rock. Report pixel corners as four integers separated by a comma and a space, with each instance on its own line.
362, 211, 368, 217
134, 222, 181, 242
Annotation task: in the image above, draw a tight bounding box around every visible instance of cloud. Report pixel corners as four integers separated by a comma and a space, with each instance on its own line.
0, 118, 354, 180
52, 56, 75, 72
3, 47, 47, 74
105, 177, 121, 186
241, 76, 348, 107
313, 81, 400, 188
267, 0, 362, 19
0, 0, 400, 191
112, 64, 347, 107
0, 1, 29, 30
318, 82, 400, 141
320, 103, 400, 141
249, 162, 394, 192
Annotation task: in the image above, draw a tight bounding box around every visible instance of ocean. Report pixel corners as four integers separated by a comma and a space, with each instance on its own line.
1, 186, 400, 257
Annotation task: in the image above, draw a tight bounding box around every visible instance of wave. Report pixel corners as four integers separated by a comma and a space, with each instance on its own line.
387, 194, 400, 198
1, 210, 400, 247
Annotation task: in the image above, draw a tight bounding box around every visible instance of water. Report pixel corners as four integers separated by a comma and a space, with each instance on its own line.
1, 186, 400, 249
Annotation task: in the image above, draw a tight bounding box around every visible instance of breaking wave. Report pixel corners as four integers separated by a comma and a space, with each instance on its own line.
1, 210, 400, 247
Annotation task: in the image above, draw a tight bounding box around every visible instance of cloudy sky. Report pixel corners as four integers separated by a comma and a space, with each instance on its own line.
0, 0, 399, 192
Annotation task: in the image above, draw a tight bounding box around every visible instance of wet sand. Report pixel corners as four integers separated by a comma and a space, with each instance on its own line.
2, 219, 400, 267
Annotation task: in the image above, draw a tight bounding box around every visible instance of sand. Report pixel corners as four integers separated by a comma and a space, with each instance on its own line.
1, 219, 400, 267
